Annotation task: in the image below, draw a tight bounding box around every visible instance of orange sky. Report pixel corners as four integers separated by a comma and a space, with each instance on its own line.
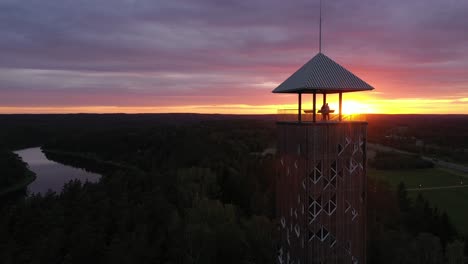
2, 95, 468, 115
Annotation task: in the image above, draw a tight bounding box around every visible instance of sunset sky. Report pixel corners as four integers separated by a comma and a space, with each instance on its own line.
1, 0, 467, 114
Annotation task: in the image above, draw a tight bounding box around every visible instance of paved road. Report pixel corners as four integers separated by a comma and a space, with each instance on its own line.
421, 157, 468, 174
368, 143, 468, 175
368, 143, 413, 156
408, 185, 468, 191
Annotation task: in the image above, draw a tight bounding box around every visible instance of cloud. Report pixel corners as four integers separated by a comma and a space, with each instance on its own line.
0, 0, 468, 111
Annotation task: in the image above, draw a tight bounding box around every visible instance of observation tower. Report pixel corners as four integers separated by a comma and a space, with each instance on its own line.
273, 51, 374, 263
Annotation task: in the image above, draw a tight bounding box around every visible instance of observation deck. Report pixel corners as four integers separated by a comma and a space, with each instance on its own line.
272, 52, 374, 125
277, 109, 367, 123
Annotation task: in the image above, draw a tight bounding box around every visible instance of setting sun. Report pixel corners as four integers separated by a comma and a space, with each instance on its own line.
330, 101, 375, 115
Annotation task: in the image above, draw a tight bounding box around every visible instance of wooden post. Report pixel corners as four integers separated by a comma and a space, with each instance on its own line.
313, 91, 316, 123
323, 93, 326, 105
339, 92, 342, 121
298, 93, 302, 123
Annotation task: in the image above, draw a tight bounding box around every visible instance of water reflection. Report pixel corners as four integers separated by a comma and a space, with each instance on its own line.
14, 148, 101, 195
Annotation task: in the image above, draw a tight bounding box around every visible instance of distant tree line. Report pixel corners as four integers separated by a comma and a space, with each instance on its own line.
367, 114, 468, 164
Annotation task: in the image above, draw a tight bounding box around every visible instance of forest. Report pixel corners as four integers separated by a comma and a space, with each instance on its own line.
369, 151, 434, 170
366, 114, 468, 164
0, 114, 467, 263
0, 149, 35, 195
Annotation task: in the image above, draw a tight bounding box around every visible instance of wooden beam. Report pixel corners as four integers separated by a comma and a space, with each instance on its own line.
298, 93, 302, 123
339, 92, 343, 121
313, 92, 316, 123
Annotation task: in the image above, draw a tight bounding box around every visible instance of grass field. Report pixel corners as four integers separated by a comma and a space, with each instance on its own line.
369, 168, 468, 235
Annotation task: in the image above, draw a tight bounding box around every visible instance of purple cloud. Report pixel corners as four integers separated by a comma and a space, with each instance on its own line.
1, 0, 468, 109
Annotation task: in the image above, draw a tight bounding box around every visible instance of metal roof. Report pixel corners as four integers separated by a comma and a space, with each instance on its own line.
272, 53, 374, 94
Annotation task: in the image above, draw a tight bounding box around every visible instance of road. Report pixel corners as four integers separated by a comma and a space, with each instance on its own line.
367, 143, 468, 176
408, 185, 468, 191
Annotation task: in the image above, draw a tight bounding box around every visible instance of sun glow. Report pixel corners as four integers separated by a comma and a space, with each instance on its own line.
1, 96, 468, 115
328, 100, 376, 115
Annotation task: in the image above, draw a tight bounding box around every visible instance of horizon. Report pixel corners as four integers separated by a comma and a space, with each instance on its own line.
1, 0, 468, 114
1, 111, 468, 116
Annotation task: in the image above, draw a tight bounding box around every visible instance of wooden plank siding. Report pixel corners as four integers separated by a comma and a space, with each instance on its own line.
276, 122, 368, 264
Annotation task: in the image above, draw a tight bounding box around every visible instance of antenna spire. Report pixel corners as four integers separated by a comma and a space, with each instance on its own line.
319, 0, 322, 53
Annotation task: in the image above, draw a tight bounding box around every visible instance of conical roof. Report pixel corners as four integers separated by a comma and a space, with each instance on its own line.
272, 53, 374, 93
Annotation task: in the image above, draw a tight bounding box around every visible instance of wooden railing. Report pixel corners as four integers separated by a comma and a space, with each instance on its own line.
277, 109, 366, 122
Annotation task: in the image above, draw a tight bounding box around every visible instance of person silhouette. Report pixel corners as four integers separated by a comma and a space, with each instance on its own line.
324, 103, 330, 120
320, 103, 330, 121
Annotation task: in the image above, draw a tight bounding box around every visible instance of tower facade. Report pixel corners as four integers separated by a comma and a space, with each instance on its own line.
274, 53, 374, 264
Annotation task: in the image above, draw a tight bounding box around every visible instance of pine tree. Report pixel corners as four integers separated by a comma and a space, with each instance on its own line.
397, 181, 411, 212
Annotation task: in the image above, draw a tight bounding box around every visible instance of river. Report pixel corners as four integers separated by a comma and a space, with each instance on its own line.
14, 147, 101, 195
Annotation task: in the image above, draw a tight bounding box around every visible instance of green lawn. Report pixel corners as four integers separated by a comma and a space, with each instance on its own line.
369, 168, 468, 235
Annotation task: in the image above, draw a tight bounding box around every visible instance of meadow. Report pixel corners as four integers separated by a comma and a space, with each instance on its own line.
369, 167, 468, 235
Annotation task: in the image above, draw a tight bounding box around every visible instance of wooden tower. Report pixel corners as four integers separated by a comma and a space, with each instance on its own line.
274, 52, 374, 264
